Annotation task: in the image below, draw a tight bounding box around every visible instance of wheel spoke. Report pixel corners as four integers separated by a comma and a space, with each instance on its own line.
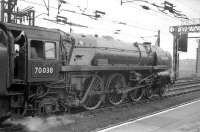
107, 73, 126, 105
83, 75, 104, 110
129, 88, 144, 102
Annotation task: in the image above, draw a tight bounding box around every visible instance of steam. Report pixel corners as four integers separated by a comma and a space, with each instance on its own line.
5, 115, 75, 132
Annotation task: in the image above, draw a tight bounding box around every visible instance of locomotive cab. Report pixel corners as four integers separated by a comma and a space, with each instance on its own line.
0, 23, 62, 84
0, 23, 66, 116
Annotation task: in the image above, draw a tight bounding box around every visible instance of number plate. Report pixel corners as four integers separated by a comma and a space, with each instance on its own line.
31, 63, 56, 78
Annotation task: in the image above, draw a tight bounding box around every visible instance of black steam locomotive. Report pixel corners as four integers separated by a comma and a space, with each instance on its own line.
0, 22, 172, 118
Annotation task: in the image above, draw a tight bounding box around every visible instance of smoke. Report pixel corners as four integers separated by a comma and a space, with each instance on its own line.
5, 115, 75, 132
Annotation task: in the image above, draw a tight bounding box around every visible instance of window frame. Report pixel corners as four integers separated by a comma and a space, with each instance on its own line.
29, 39, 57, 60
44, 41, 57, 60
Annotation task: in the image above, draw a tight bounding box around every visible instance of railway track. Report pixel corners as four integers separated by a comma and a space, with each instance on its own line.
174, 78, 200, 87
166, 79, 200, 95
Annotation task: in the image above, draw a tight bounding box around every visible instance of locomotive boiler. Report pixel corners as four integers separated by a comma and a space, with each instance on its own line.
0, 22, 172, 119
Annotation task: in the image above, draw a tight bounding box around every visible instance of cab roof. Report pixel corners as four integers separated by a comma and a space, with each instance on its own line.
0, 22, 61, 41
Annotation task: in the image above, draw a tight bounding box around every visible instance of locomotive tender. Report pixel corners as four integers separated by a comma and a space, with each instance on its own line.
0, 22, 172, 117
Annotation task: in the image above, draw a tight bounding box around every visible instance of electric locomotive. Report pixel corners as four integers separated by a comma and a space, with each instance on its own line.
0, 22, 172, 118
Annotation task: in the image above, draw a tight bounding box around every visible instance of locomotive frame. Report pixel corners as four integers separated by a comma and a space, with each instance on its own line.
0, 22, 172, 118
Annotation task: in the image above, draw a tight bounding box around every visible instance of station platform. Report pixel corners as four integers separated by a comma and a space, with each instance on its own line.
99, 99, 200, 132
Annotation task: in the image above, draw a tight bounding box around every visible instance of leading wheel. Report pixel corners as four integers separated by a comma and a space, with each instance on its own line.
82, 75, 104, 110
107, 73, 126, 105
129, 88, 144, 102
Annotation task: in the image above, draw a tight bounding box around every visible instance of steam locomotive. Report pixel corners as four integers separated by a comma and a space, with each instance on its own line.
0, 22, 172, 118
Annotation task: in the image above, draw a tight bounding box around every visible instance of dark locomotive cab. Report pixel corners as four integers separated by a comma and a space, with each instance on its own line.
3, 23, 61, 83
0, 23, 64, 117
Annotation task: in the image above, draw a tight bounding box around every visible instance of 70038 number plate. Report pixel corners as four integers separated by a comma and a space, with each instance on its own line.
31, 64, 56, 78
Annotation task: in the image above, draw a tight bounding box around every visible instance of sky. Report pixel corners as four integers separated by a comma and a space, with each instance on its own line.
17, 0, 200, 59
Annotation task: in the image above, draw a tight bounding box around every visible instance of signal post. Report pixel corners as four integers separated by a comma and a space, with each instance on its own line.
170, 22, 200, 80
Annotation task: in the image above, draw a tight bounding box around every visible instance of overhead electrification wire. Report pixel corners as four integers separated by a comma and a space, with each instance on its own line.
36, 16, 159, 39
121, 0, 193, 23
128, 2, 182, 22
19, 0, 173, 40
20, 0, 190, 27
19, 0, 159, 33
58, 0, 180, 26
61, 0, 158, 32
20, 0, 83, 15
67, 0, 190, 31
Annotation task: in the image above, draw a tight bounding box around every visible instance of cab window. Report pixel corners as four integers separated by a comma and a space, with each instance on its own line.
45, 42, 56, 59
30, 40, 56, 59
30, 40, 44, 59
